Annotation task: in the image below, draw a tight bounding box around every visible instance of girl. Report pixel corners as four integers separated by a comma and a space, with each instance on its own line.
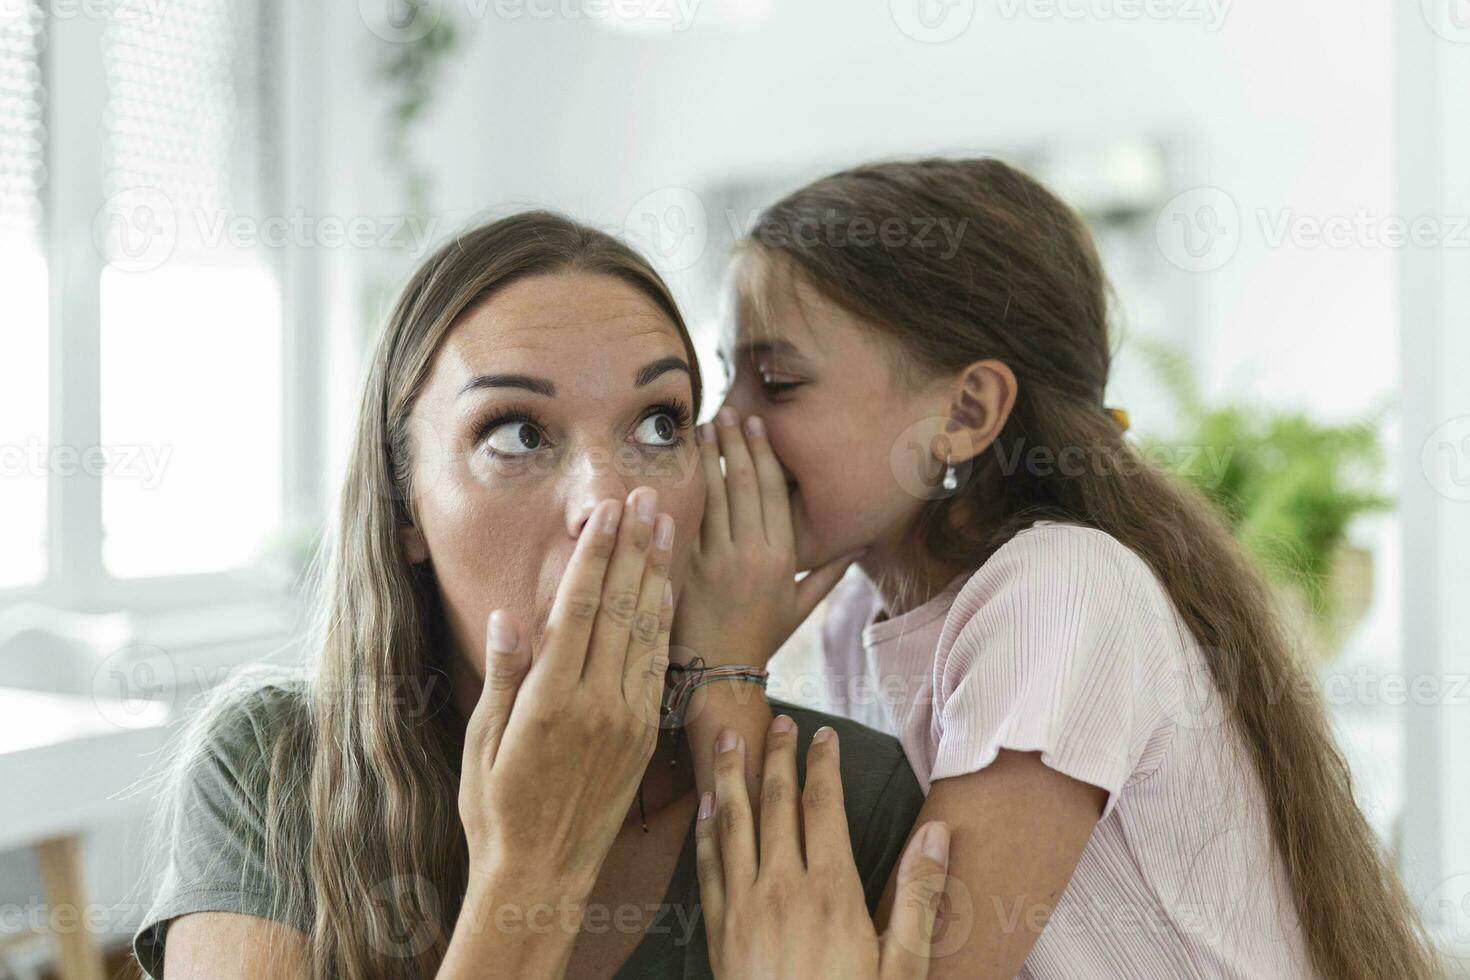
688, 158, 1439, 979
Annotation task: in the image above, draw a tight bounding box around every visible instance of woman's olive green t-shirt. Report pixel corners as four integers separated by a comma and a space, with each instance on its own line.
132, 681, 925, 979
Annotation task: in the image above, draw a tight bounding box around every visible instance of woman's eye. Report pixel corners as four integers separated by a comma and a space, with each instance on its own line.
484, 421, 545, 455
634, 412, 680, 447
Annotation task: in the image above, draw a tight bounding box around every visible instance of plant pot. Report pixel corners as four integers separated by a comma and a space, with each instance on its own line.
1272, 545, 1374, 668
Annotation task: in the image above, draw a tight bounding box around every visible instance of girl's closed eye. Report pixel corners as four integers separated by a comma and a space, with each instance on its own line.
757, 368, 805, 400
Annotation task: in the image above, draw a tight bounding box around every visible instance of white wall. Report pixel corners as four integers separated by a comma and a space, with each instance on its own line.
386, 0, 1398, 421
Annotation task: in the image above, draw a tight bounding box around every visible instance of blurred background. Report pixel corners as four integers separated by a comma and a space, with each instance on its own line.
1, 0, 1467, 975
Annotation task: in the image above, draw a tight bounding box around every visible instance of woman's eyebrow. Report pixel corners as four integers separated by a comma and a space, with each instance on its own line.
457, 374, 555, 398
633, 355, 691, 388
456, 356, 690, 400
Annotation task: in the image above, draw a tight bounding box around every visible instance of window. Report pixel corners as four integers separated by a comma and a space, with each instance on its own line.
7, 0, 285, 610
98, 0, 280, 579
0, 0, 48, 590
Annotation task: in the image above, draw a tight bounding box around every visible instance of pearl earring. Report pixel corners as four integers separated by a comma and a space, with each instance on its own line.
942, 462, 959, 491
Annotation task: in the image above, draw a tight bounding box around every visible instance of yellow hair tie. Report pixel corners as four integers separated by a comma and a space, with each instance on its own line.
1106, 407, 1131, 432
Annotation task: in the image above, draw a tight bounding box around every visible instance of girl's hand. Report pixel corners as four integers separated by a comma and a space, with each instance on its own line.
457, 488, 674, 892
674, 407, 861, 669
696, 715, 951, 980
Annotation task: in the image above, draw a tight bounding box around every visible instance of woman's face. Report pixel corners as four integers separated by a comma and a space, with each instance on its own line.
718, 255, 949, 574
401, 270, 704, 673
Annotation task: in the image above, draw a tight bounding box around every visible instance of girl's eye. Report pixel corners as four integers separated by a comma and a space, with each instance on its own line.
634, 412, 680, 447
759, 374, 803, 396
484, 420, 545, 456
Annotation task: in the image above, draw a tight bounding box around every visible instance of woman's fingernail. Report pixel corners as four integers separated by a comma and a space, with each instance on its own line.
744, 415, 764, 438
602, 500, 622, 534
717, 407, 738, 427
662, 580, 673, 609
698, 422, 716, 444
716, 729, 738, 754
771, 714, 795, 734
922, 822, 950, 864
812, 725, 835, 743
699, 791, 715, 820
654, 514, 674, 550
488, 610, 516, 652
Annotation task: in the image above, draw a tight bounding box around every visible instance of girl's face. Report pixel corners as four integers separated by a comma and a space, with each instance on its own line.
718, 254, 951, 574
401, 270, 704, 673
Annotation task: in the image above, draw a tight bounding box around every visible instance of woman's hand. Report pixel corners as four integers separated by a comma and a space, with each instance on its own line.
457, 488, 673, 894
696, 715, 952, 980
673, 407, 861, 670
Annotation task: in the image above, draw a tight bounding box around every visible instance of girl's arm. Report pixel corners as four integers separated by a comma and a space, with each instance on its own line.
875, 750, 1106, 979
674, 409, 861, 808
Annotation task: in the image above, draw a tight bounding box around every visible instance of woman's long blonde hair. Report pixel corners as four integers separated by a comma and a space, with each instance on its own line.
147, 211, 702, 979
740, 157, 1441, 979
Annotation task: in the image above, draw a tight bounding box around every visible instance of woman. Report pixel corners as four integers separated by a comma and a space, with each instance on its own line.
131, 211, 944, 979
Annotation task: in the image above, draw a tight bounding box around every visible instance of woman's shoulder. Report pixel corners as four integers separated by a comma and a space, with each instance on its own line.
783, 707, 923, 830
776, 701, 911, 781
133, 669, 316, 976
772, 702, 923, 885
180, 667, 312, 773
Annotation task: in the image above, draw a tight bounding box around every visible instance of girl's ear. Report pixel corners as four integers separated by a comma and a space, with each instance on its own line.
943, 359, 1017, 463
400, 524, 429, 564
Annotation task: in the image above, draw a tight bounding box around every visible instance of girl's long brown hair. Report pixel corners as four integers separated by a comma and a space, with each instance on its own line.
150, 210, 702, 979
742, 157, 1439, 980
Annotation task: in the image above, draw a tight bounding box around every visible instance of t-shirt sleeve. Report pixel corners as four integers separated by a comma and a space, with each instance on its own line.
929, 525, 1180, 822
132, 684, 305, 979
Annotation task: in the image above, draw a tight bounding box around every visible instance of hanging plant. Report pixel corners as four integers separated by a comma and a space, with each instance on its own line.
375, 0, 461, 217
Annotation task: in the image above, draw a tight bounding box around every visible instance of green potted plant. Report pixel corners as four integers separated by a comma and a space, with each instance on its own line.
1134, 339, 1391, 665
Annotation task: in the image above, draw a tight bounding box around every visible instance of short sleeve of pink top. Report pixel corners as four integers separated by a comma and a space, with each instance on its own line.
819, 521, 1313, 978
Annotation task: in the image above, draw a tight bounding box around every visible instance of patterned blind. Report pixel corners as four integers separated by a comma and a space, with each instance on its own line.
0, 0, 44, 243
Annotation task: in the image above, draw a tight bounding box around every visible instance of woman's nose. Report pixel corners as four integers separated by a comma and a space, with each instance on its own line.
565, 465, 638, 538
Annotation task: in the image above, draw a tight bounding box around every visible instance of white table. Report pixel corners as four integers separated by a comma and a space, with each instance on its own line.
0, 688, 171, 980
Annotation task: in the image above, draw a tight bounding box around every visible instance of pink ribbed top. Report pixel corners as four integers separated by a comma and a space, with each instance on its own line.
820, 521, 1313, 978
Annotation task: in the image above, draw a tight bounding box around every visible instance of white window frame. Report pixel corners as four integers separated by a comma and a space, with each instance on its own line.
1394, 1, 1470, 958
2, 0, 325, 654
